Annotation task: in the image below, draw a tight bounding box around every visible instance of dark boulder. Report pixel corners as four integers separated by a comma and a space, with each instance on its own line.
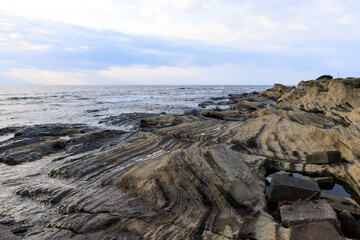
338, 210, 360, 239
183, 109, 202, 116
268, 174, 320, 203
311, 177, 335, 189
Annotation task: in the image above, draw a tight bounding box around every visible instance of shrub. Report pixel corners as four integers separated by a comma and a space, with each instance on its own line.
342, 77, 360, 88
299, 80, 315, 87
316, 75, 333, 80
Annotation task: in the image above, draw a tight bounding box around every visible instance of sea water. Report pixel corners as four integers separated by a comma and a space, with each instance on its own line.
0, 85, 269, 129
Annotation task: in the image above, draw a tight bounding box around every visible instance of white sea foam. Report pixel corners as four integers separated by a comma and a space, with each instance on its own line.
0, 133, 15, 143
59, 136, 71, 141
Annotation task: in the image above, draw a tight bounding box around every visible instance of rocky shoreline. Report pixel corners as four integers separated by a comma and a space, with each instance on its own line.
0, 77, 359, 239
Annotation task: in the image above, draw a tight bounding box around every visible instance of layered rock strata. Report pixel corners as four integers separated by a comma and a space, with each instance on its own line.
0, 78, 359, 239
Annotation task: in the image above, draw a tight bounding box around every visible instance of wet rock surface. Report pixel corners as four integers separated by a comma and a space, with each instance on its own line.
98, 112, 158, 128
0, 124, 127, 165
0, 78, 359, 239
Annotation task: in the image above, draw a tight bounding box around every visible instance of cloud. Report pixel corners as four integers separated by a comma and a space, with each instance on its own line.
0, 41, 52, 51
65, 46, 90, 51
0, 32, 53, 51
1, 68, 90, 85
0, 17, 16, 30
99, 64, 313, 85
1, 64, 316, 86
100, 65, 202, 85
16, 41, 52, 51
1, 0, 359, 51
0, 1, 359, 85
335, 15, 356, 25
0, 60, 15, 64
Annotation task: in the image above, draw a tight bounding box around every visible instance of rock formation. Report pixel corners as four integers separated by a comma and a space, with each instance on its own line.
0, 78, 359, 239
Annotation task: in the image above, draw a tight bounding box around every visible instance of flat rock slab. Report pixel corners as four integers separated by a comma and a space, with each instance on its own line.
306, 151, 342, 164
268, 174, 320, 203
280, 199, 338, 228
290, 221, 343, 240
0, 225, 20, 240
320, 192, 360, 218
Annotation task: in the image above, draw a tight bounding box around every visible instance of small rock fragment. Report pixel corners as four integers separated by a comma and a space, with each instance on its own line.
282, 172, 293, 177
311, 176, 335, 190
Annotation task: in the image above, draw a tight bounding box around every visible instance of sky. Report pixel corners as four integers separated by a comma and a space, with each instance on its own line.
0, 0, 359, 85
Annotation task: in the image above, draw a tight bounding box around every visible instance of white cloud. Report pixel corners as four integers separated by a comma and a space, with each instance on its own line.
65, 46, 90, 51
14, 41, 52, 51
0, 60, 14, 64
0, 0, 359, 51
335, 15, 356, 25
100, 65, 200, 84
0, 19, 16, 30
1, 69, 90, 85
0, 1, 358, 85
250, 15, 279, 29
0, 32, 53, 51
1, 65, 313, 86
286, 23, 307, 30
98, 64, 310, 85
29, 28, 55, 35
9, 32, 22, 39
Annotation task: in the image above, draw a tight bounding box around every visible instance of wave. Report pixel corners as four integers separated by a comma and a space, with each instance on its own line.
97, 95, 171, 104
7, 97, 41, 100
194, 89, 224, 94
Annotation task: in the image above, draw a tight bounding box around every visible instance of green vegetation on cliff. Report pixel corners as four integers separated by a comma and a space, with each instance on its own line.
316, 75, 333, 80
299, 77, 360, 89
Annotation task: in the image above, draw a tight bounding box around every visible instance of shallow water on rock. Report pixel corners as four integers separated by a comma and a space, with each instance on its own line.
0, 152, 67, 229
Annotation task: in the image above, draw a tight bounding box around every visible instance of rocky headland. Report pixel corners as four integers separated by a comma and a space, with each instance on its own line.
0, 77, 359, 239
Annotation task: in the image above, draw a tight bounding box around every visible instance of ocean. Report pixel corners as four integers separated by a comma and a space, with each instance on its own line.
0, 85, 270, 129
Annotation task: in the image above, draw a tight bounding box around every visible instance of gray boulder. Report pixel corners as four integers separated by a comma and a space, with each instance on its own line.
280, 199, 338, 228
268, 174, 321, 203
